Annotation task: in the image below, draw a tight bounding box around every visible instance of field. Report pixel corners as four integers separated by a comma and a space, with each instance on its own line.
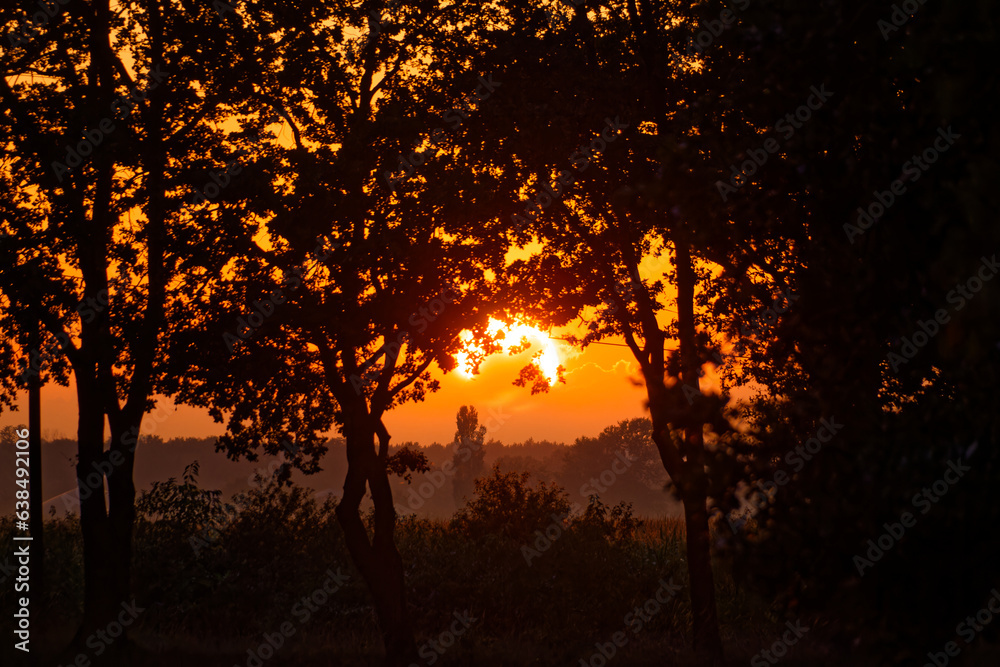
0, 471, 866, 667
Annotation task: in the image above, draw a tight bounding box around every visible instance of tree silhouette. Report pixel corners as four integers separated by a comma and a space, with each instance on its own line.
698, 0, 1000, 659
430, 0, 811, 659
562, 418, 670, 511
0, 0, 258, 651
3, 0, 995, 663
451, 405, 487, 508
158, 1, 509, 663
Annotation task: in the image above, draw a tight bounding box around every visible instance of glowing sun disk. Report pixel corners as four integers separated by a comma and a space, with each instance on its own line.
455, 318, 561, 385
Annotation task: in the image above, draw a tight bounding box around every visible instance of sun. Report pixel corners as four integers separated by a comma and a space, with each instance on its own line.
455, 318, 562, 386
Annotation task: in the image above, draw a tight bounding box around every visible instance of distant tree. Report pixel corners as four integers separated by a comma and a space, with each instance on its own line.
0, 424, 25, 448
494, 454, 559, 485
451, 406, 487, 508
562, 419, 670, 512
495, 438, 565, 464
420, 442, 449, 468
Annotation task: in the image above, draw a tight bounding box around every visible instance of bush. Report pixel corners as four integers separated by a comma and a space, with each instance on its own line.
450, 464, 572, 543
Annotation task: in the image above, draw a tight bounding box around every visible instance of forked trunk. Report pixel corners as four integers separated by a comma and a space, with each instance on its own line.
336, 421, 417, 666
107, 424, 139, 620
72, 381, 118, 652
68, 383, 140, 666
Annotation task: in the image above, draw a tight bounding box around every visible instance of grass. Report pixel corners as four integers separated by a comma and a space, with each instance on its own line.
0, 476, 902, 666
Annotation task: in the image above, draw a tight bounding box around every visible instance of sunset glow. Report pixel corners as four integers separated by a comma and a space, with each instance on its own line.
455, 318, 563, 385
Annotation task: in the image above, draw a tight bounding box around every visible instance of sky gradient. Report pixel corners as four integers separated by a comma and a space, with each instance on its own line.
1, 331, 662, 446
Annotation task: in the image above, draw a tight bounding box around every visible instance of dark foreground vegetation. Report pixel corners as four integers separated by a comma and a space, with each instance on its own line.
0, 467, 818, 666
2, 459, 999, 666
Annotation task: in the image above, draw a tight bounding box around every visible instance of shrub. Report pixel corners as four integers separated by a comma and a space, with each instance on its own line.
450, 464, 572, 542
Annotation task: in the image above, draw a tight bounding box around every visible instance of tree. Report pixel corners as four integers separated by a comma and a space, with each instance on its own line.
452, 465, 572, 543
430, 0, 807, 660
0, 425, 23, 448
700, 0, 1000, 660
561, 418, 670, 512
451, 405, 487, 508
0, 0, 259, 651
158, 1, 509, 663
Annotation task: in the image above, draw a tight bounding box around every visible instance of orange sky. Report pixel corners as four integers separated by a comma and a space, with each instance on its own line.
0, 14, 746, 450
0, 67, 717, 448
2, 235, 737, 447
0, 332, 662, 446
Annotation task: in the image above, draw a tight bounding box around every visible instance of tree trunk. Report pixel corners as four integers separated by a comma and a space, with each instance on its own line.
72, 377, 118, 650
674, 237, 725, 664
107, 423, 139, 621
681, 459, 723, 664
335, 417, 417, 666
649, 415, 723, 665
28, 310, 44, 601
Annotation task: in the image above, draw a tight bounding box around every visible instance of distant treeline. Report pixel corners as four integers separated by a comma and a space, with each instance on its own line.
0, 418, 679, 519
